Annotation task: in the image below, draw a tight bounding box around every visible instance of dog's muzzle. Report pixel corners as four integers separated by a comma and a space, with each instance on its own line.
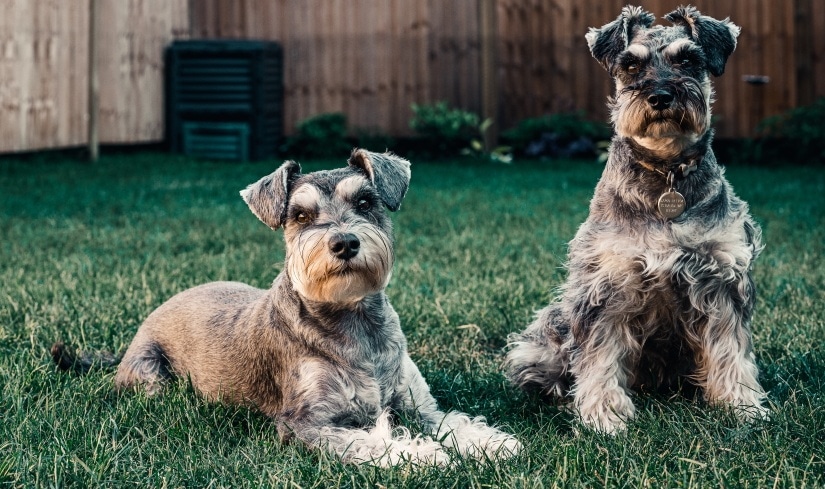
622, 77, 707, 136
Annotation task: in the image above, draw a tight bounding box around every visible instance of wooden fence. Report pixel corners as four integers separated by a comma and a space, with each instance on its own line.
1, 0, 823, 153
0, 0, 189, 153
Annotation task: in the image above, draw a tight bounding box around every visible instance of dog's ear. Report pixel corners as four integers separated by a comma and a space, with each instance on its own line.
586, 5, 655, 71
240, 160, 302, 229
665, 6, 740, 77
348, 149, 411, 212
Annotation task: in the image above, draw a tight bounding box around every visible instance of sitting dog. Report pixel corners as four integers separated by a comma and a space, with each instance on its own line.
505, 6, 767, 434
53, 149, 520, 465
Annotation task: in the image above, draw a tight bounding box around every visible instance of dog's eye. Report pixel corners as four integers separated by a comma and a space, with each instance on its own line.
678, 57, 691, 67
627, 63, 640, 75
296, 212, 312, 225
356, 199, 372, 212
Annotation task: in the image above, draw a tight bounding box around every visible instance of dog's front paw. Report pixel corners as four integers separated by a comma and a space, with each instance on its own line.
738, 404, 770, 423
460, 429, 522, 461
706, 384, 769, 424
576, 392, 636, 435
486, 432, 523, 460
366, 434, 452, 468
726, 400, 770, 424
436, 412, 522, 461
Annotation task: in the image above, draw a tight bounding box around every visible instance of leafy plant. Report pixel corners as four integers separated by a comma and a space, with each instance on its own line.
281, 113, 351, 159
461, 118, 513, 164
409, 102, 481, 156
502, 112, 611, 159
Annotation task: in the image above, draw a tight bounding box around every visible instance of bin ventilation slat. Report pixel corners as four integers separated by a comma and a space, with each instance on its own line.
166, 40, 283, 161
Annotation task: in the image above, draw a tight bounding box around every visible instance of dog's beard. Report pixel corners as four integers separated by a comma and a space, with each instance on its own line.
613, 97, 708, 139
286, 223, 393, 304
641, 115, 695, 138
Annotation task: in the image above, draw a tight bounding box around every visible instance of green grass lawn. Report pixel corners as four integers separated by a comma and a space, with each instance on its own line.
1, 152, 823, 488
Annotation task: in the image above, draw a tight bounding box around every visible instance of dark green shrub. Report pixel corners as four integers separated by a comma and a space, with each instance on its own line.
409, 102, 481, 156
281, 113, 351, 159
757, 98, 825, 163
502, 112, 611, 159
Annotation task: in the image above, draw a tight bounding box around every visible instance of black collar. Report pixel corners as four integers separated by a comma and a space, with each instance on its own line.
626, 130, 712, 180
637, 157, 698, 179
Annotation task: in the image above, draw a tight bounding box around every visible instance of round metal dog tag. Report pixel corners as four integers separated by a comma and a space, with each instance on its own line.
658, 190, 686, 219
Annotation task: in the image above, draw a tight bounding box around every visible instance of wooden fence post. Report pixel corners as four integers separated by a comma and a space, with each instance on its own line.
88, 0, 99, 162
479, 0, 498, 151
794, 0, 814, 107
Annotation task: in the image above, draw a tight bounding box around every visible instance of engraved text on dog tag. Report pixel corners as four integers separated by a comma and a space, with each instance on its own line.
658, 189, 686, 219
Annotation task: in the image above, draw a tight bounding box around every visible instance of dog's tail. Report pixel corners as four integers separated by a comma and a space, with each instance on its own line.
50, 341, 121, 373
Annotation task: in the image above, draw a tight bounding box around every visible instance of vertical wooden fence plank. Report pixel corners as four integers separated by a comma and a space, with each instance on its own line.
89, 0, 99, 161
479, 0, 498, 148
811, 0, 825, 100
794, 0, 813, 107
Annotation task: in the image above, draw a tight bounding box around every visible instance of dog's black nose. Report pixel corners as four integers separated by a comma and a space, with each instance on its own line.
647, 90, 675, 111
329, 233, 360, 260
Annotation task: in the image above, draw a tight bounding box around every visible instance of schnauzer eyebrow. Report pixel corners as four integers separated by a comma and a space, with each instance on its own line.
626, 44, 650, 60
663, 38, 697, 58
334, 175, 370, 201
289, 184, 324, 210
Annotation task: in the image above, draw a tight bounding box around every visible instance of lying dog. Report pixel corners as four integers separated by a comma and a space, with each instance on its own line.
53, 149, 520, 465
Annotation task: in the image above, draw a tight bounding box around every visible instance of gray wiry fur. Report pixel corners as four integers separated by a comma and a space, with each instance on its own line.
63, 149, 519, 466
506, 6, 767, 434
